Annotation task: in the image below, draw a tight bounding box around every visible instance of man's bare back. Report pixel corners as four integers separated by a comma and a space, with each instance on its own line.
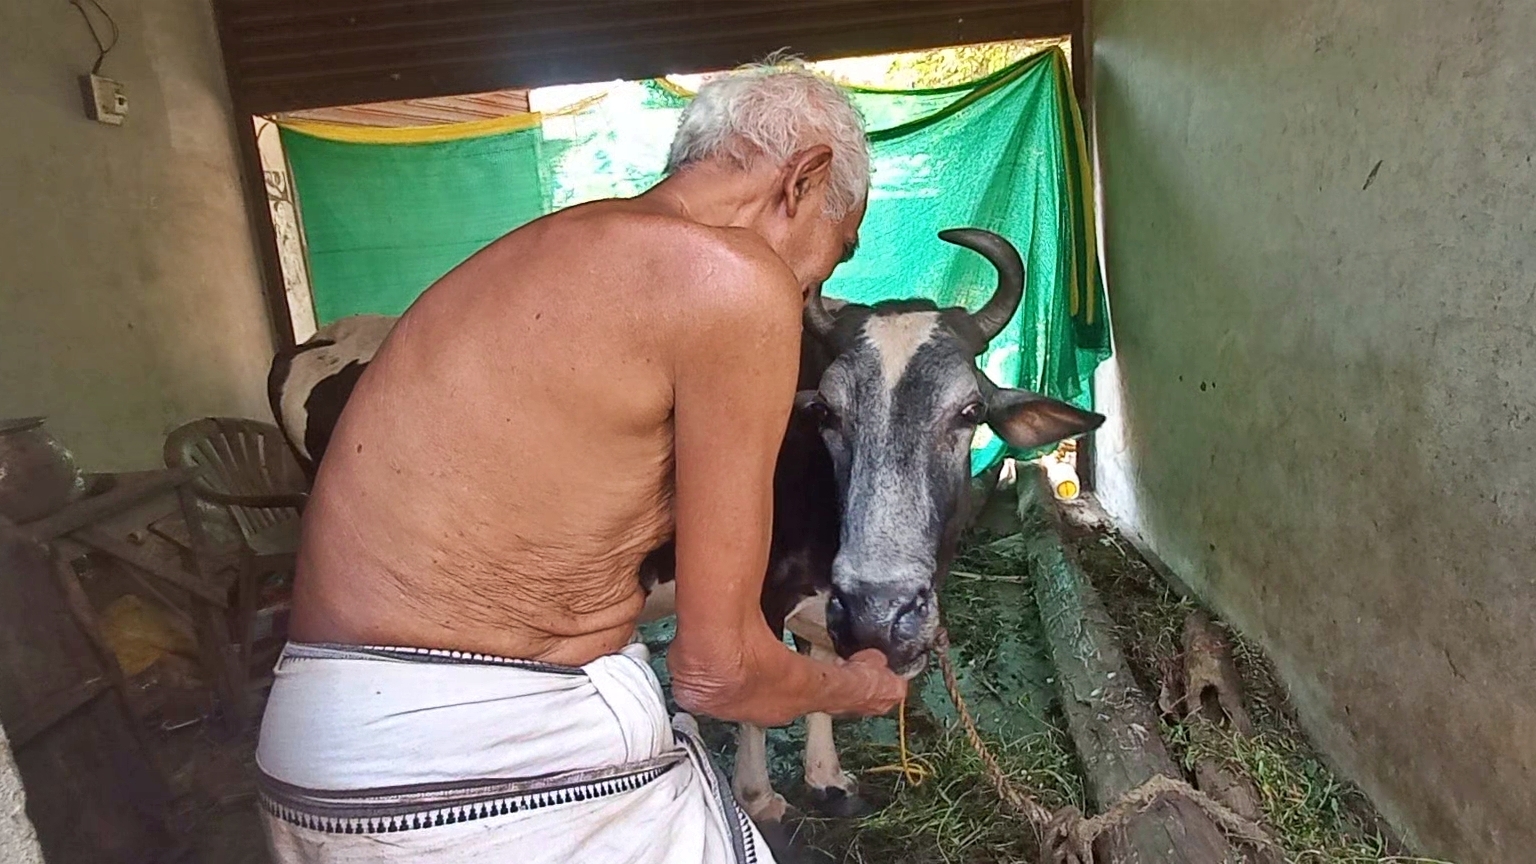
260, 59, 908, 864
289, 133, 905, 729
294, 198, 766, 665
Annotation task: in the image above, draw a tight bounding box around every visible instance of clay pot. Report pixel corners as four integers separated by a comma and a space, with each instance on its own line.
0, 417, 87, 524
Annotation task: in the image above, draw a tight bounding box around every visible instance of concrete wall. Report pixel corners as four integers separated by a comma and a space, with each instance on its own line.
1, 0, 273, 470
1091, 2, 1535, 861
0, 723, 45, 864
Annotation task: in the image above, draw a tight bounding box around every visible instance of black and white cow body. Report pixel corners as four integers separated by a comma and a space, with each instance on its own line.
267, 314, 397, 482
267, 229, 1103, 824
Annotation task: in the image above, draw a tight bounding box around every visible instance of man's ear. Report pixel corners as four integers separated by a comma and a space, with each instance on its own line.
986, 387, 1105, 451
782, 145, 834, 218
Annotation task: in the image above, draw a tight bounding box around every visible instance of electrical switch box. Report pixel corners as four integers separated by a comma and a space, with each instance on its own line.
80, 73, 127, 126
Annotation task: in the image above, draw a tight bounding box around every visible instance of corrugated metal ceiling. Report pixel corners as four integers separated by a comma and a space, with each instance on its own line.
214, 0, 1081, 115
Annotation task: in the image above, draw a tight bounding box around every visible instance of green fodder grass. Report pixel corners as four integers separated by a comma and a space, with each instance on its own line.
1167, 719, 1453, 864
799, 699, 1081, 864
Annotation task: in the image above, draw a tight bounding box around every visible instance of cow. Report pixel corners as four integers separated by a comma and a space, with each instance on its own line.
266, 228, 1103, 826
266, 312, 396, 482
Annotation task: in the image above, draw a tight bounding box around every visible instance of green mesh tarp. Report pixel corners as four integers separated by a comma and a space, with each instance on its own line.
278, 48, 1109, 469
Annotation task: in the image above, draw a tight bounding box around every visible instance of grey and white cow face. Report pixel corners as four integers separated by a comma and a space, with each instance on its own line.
800, 229, 1104, 677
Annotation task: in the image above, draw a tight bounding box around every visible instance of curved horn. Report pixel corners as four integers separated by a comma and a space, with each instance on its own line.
804, 281, 838, 342
939, 228, 1025, 350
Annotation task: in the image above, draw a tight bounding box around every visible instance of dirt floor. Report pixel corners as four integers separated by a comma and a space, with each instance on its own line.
134, 485, 1436, 864
129, 657, 267, 864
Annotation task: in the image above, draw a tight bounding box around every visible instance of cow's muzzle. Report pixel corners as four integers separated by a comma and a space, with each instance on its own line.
826, 583, 940, 679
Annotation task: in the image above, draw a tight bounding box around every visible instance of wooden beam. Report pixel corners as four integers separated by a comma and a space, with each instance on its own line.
47, 553, 155, 760
239, 118, 296, 351
1070, 0, 1101, 492
21, 471, 194, 544
1019, 472, 1234, 862
218, 0, 1083, 114
71, 527, 228, 609
8, 677, 109, 750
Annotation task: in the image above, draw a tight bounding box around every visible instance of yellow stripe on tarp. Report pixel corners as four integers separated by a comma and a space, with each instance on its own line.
1063, 63, 1082, 322
272, 93, 608, 144
272, 56, 1103, 330
1062, 55, 1100, 327
654, 77, 697, 99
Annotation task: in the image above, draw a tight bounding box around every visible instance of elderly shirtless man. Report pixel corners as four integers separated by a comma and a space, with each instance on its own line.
256, 60, 904, 864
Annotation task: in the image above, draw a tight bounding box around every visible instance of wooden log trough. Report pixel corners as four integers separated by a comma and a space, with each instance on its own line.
1011, 469, 1253, 864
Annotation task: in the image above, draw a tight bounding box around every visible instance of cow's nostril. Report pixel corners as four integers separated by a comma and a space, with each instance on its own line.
827, 589, 850, 630
890, 591, 929, 644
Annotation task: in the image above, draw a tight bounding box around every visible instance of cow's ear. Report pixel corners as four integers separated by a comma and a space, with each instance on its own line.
985, 388, 1105, 450
794, 390, 821, 413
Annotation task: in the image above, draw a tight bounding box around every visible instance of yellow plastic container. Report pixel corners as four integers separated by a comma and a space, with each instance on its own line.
1044, 457, 1081, 501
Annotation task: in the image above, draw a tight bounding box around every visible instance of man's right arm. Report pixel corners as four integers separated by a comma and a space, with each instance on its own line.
663, 234, 906, 728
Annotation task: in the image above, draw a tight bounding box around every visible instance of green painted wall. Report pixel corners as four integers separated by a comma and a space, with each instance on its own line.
1092, 3, 1536, 860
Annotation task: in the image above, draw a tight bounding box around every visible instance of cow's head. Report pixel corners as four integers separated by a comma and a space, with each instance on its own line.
801, 229, 1104, 676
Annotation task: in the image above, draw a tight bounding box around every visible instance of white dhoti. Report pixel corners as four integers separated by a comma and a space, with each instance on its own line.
256, 641, 774, 863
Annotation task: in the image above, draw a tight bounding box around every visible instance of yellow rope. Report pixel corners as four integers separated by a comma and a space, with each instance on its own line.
866, 698, 931, 785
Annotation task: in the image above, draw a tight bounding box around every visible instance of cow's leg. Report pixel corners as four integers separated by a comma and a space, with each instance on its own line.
785, 595, 872, 818
732, 723, 789, 823
801, 644, 870, 818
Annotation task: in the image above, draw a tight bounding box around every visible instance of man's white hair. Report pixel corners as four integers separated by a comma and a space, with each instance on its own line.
665, 54, 870, 221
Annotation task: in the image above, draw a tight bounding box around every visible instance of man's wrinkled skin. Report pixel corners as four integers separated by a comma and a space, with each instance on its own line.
290, 144, 908, 726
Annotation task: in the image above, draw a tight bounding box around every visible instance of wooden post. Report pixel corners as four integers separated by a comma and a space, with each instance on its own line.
1018, 472, 1235, 863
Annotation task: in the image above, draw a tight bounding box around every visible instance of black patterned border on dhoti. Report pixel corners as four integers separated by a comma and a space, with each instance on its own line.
276, 641, 586, 676
258, 753, 685, 835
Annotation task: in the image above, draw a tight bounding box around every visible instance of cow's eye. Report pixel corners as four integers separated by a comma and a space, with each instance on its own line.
807, 399, 839, 430
959, 402, 987, 425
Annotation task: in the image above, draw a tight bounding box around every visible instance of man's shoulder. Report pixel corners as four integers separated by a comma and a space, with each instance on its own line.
677, 225, 799, 313
592, 208, 790, 280
563, 205, 799, 322
676, 231, 801, 352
